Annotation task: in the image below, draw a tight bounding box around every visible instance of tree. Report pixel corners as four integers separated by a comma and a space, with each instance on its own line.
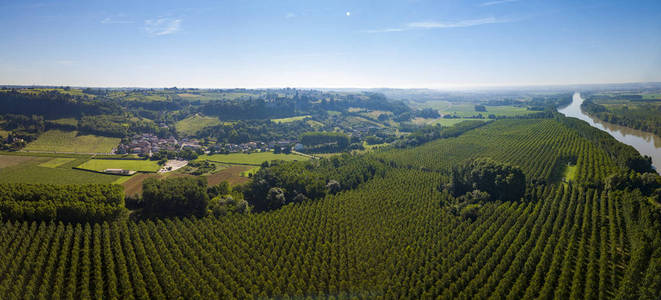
447, 158, 525, 202
327, 180, 341, 194
142, 177, 209, 217
266, 187, 287, 209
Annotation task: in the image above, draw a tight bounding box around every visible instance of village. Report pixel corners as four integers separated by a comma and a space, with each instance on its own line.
116, 133, 304, 157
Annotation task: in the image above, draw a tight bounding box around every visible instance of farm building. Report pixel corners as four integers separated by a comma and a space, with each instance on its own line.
103, 169, 136, 175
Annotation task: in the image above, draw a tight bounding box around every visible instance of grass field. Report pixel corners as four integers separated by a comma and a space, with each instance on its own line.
48, 118, 78, 126
306, 120, 325, 128
429, 118, 489, 126
0, 155, 40, 169
77, 159, 161, 172
0, 155, 119, 184
175, 114, 222, 135
38, 157, 76, 168
643, 94, 661, 99
23, 130, 120, 153
204, 165, 252, 186
563, 164, 578, 182
240, 166, 260, 177
0, 129, 10, 138
197, 152, 309, 165
271, 115, 310, 123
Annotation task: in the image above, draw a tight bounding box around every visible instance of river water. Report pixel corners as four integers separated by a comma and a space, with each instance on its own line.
557, 92, 661, 172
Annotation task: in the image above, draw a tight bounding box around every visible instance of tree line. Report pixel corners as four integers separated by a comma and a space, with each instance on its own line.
0, 183, 126, 222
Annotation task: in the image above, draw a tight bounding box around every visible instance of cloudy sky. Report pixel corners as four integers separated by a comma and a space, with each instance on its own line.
0, 0, 660, 88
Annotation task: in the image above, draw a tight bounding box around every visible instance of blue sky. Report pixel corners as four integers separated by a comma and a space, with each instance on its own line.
0, 0, 660, 88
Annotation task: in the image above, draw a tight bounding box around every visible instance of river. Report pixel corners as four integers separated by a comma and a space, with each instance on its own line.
557, 92, 661, 172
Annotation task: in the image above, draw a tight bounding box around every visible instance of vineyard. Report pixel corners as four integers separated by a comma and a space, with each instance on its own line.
0, 118, 660, 299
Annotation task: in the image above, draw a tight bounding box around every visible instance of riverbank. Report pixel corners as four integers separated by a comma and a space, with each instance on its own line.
557, 92, 661, 172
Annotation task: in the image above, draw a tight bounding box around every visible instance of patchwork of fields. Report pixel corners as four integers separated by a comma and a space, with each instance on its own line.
0, 152, 267, 195
0, 154, 119, 184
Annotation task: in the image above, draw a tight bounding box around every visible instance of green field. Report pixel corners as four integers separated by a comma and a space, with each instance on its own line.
240, 166, 260, 177
77, 159, 161, 172
0, 129, 9, 138
198, 152, 309, 165
562, 164, 578, 182
428, 118, 488, 127
23, 130, 120, 153
442, 104, 530, 117
175, 114, 222, 135
0, 155, 119, 184
271, 115, 310, 123
306, 120, 325, 128
38, 157, 76, 168
643, 93, 661, 99
48, 118, 78, 126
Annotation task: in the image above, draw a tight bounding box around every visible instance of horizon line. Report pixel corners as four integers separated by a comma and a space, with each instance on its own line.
1, 81, 660, 91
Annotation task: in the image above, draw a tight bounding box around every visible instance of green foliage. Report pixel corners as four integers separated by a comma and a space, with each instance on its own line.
142, 177, 209, 217
381, 119, 619, 184
207, 181, 230, 199
0, 170, 659, 298
0, 183, 126, 222
582, 97, 661, 136
448, 158, 526, 202
199, 119, 314, 143
208, 195, 250, 217
300, 131, 350, 153
395, 120, 488, 148
244, 154, 389, 211
556, 114, 654, 173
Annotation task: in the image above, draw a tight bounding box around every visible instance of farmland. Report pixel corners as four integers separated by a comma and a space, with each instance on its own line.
419, 101, 533, 117
428, 118, 488, 127
1, 86, 660, 298
0, 155, 119, 184
175, 114, 222, 136
271, 115, 311, 123
38, 157, 75, 168
76, 159, 161, 172
0, 117, 659, 298
23, 130, 120, 153
120, 165, 253, 196
197, 151, 309, 165
48, 118, 78, 126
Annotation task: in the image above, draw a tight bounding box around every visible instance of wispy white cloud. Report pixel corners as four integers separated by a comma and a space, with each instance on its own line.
101, 17, 134, 24
365, 17, 511, 33
144, 17, 182, 36
479, 0, 519, 7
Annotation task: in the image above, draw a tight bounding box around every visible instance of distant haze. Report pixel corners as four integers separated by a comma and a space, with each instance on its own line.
1, 0, 660, 88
